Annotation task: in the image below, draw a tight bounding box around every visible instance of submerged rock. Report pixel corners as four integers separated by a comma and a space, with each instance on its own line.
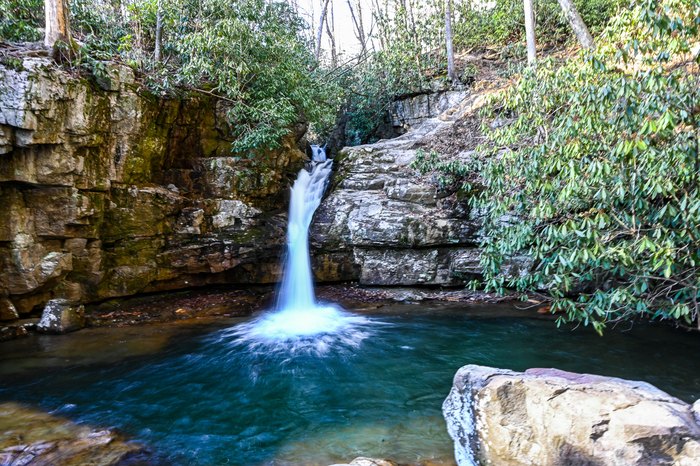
0, 402, 149, 465
443, 364, 700, 466
37, 299, 86, 334
330, 458, 398, 466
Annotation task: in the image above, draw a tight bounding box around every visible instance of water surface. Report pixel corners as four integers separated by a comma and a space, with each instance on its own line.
1, 303, 699, 465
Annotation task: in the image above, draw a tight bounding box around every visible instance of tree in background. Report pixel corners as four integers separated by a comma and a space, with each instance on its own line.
316, 0, 331, 60
523, 0, 537, 64
557, 0, 594, 49
325, 0, 338, 66
44, 0, 72, 48
154, 0, 162, 61
445, 0, 456, 81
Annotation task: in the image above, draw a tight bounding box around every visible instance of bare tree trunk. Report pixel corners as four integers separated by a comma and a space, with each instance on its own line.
347, 0, 367, 55
316, 0, 331, 60
371, 0, 386, 50
325, 0, 338, 67
523, 0, 536, 66
557, 0, 594, 49
44, 0, 72, 48
154, 0, 163, 62
445, 0, 456, 81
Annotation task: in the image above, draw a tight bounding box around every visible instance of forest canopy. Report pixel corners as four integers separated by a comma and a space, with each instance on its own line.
1, 0, 625, 148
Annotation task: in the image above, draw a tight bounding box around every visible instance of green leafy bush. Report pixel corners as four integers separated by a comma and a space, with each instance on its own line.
168, 0, 335, 152
465, 0, 700, 332
0, 0, 43, 42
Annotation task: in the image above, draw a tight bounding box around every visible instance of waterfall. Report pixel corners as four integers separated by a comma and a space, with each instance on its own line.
218, 145, 372, 354
277, 153, 333, 311
311, 143, 327, 162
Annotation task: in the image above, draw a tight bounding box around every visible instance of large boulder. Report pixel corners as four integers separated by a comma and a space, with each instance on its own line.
0, 298, 18, 321
37, 299, 86, 334
443, 365, 700, 466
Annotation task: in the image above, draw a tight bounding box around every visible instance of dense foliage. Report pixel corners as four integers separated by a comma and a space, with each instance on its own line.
433, 0, 699, 332
0, 0, 627, 148
166, 0, 338, 152
0, 0, 42, 42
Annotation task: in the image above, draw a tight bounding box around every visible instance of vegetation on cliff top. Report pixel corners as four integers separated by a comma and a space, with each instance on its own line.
1, 0, 623, 149
1, 0, 340, 152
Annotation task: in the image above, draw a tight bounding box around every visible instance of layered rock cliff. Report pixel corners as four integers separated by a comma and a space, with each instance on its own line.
0, 53, 491, 322
310, 97, 487, 287
0, 55, 306, 318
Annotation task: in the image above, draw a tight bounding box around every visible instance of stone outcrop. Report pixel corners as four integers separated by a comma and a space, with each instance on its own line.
0, 402, 150, 465
0, 51, 492, 322
443, 365, 700, 466
0, 55, 306, 317
391, 90, 468, 128
330, 458, 398, 466
311, 112, 483, 286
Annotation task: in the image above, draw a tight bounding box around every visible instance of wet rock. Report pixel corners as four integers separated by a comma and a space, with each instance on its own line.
0, 402, 149, 465
329, 458, 398, 466
0, 324, 28, 342
37, 299, 86, 334
0, 298, 18, 321
443, 365, 700, 466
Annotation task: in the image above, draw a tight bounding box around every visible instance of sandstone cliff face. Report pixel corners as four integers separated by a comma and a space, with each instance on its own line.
443, 365, 700, 466
0, 56, 306, 316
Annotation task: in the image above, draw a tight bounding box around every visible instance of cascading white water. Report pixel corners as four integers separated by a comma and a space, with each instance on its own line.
217, 145, 372, 355
276, 152, 332, 312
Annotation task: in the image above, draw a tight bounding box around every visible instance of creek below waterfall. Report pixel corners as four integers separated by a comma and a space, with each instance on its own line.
1, 303, 699, 466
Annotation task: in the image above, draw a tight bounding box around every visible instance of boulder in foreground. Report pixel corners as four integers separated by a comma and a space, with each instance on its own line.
443, 364, 700, 466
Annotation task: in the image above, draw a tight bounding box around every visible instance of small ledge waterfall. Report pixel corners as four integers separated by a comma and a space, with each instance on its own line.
218, 145, 371, 355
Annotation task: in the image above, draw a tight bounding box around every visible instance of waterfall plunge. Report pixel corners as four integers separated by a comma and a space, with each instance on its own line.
219, 145, 371, 355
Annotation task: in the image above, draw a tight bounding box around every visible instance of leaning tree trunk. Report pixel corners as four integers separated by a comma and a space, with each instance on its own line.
44, 0, 72, 48
325, 0, 338, 67
557, 0, 594, 49
445, 0, 457, 81
523, 0, 537, 66
316, 0, 331, 60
